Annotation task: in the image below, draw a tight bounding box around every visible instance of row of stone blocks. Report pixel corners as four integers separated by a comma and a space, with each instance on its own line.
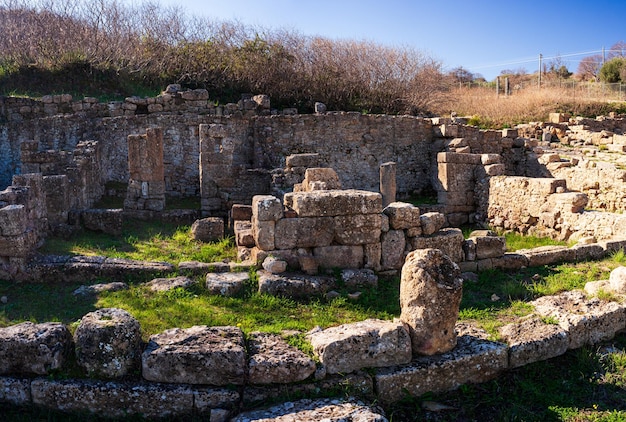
1, 285, 624, 418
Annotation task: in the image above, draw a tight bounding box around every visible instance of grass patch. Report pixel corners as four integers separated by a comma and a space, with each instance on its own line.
501, 230, 569, 251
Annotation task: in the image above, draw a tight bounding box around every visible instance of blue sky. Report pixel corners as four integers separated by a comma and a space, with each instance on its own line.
155, 0, 626, 80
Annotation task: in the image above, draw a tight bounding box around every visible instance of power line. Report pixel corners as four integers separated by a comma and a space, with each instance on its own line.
464, 48, 607, 73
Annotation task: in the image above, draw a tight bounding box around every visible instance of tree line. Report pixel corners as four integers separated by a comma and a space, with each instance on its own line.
0, 0, 450, 114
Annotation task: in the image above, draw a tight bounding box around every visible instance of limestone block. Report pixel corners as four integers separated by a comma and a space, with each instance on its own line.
333, 214, 382, 245
284, 190, 382, 217
380, 162, 397, 207
257, 271, 335, 298
0, 229, 38, 257
206, 273, 249, 297
400, 249, 463, 355
234, 220, 255, 247
31, 378, 239, 419
383, 202, 420, 230
609, 266, 626, 294
74, 308, 142, 378
233, 398, 385, 422
142, 326, 246, 385
252, 195, 283, 221
191, 217, 224, 242
363, 243, 382, 271
499, 315, 569, 368
0, 204, 27, 236
419, 212, 446, 236
572, 243, 605, 261
471, 235, 506, 260
381, 230, 406, 270
341, 269, 378, 288
437, 151, 481, 164
0, 322, 72, 375
274, 217, 334, 249
145, 276, 196, 292
285, 153, 320, 168
491, 253, 530, 269
81, 209, 123, 236
481, 154, 501, 165
549, 192, 588, 213
262, 256, 288, 274
0, 377, 31, 405
231, 204, 253, 221
313, 245, 364, 269
518, 246, 576, 267
308, 319, 411, 374
410, 228, 464, 263
532, 290, 626, 349
247, 332, 316, 384
252, 218, 275, 251
375, 331, 508, 403
73, 282, 128, 296
484, 163, 506, 176
463, 238, 476, 261
301, 168, 342, 191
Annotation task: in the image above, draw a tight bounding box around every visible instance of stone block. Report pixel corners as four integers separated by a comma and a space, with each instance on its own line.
383, 202, 420, 230
519, 246, 576, 267
191, 217, 224, 242
333, 214, 382, 245
499, 315, 569, 368
257, 271, 335, 298
285, 153, 320, 168
341, 269, 378, 288
375, 332, 508, 403
363, 243, 382, 271
471, 235, 506, 260
206, 273, 249, 297
313, 245, 364, 269
142, 326, 246, 385
419, 212, 446, 236
437, 151, 482, 164
491, 253, 530, 269
381, 230, 406, 270
0, 322, 72, 375
308, 319, 411, 374
74, 308, 142, 378
284, 190, 382, 217
0, 377, 31, 405
572, 243, 605, 261
252, 218, 275, 251
274, 217, 334, 249
409, 228, 464, 263
81, 209, 123, 236
0, 204, 27, 236
247, 332, 316, 384
252, 195, 283, 221
145, 276, 196, 292
301, 168, 342, 191
532, 290, 626, 349
234, 220, 255, 247
231, 204, 253, 221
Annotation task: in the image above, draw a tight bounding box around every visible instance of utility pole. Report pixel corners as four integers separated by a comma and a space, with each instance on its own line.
538, 54, 542, 88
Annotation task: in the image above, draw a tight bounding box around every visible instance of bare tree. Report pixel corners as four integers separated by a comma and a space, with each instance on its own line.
577, 55, 602, 81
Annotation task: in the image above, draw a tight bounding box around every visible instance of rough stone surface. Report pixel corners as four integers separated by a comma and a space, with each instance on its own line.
74, 308, 142, 378
341, 269, 378, 288
400, 249, 463, 356
142, 325, 246, 385
532, 290, 626, 349
300, 167, 342, 191
252, 195, 284, 221
0, 377, 31, 405
191, 217, 224, 242
81, 209, 123, 236
31, 378, 239, 419
308, 319, 411, 375
274, 217, 334, 249
471, 235, 506, 260
313, 245, 364, 269
0, 322, 72, 375
383, 202, 420, 230
409, 228, 464, 263
375, 329, 508, 403
145, 276, 196, 292
419, 212, 446, 236
206, 272, 249, 296
257, 271, 335, 298
381, 230, 406, 270
609, 266, 626, 293
499, 315, 569, 368
262, 256, 288, 274
73, 282, 129, 296
247, 332, 316, 385
284, 190, 382, 217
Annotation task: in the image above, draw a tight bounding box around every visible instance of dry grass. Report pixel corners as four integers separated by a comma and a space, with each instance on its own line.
436, 85, 626, 128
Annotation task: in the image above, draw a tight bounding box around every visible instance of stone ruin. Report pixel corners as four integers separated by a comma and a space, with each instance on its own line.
3, 90, 626, 418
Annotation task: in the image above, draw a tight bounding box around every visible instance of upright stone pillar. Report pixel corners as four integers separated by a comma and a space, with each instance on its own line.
124, 127, 165, 212
379, 162, 396, 208
400, 248, 463, 355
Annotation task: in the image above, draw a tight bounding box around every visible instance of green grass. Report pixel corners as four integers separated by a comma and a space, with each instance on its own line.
502, 230, 570, 251
39, 219, 236, 263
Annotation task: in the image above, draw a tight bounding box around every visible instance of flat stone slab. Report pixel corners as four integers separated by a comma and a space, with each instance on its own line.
145, 276, 196, 292
284, 190, 383, 217
206, 272, 249, 296
499, 315, 569, 368
531, 290, 626, 349
247, 332, 316, 385
142, 325, 246, 385
0, 377, 31, 405
73, 282, 129, 296
31, 378, 239, 419
257, 271, 335, 298
232, 398, 388, 422
374, 329, 508, 403
0, 322, 72, 375
308, 319, 411, 375
518, 245, 576, 267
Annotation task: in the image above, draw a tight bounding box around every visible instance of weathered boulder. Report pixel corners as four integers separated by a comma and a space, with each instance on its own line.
142, 325, 246, 385
191, 217, 224, 242
400, 249, 463, 355
74, 308, 142, 378
206, 272, 249, 296
383, 202, 420, 230
609, 266, 626, 293
308, 319, 411, 375
341, 269, 378, 288
257, 271, 334, 298
145, 276, 196, 292
247, 332, 316, 384
419, 212, 446, 236
262, 256, 288, 274
0, 322, 72, 375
